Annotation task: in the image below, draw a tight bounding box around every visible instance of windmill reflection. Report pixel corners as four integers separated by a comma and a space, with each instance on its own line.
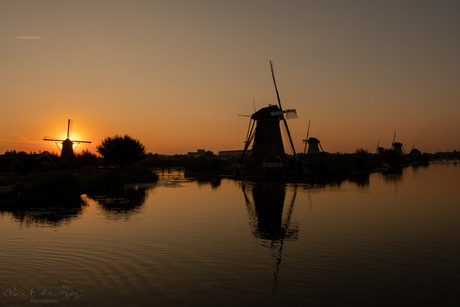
241, 181, 299, 292
382, 167, 403, 183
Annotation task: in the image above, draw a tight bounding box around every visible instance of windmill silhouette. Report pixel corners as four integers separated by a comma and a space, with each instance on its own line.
302, 120, 323, 154
240, 61, 298, 166
409, 142, 421, 157
43, 119, 91, 159
391, 131, 405, 154
376, 138, 384, 155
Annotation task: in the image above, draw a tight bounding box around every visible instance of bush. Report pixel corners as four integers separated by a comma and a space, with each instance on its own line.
122, 164, 159, 183
80, 169, 124, 194
97, 135, 146, 166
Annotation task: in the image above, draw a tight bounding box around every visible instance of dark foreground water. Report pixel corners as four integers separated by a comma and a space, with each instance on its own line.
1, 161, 460, 306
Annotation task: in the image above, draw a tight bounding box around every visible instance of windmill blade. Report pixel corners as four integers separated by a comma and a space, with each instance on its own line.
269, 60, 298, 161
303, 120, 310, 154
43, 138, 65, 142
240, 119, 256, 163
72, 140, 92, 143
393, 130, 396, 145
66, 119, 71, 138
319, 142, 324, 152
285, 109, 298, 119
270, 111, 284, 117
270, 60, 284, 111
238, 114, 251, 117
282, 119, 297, 159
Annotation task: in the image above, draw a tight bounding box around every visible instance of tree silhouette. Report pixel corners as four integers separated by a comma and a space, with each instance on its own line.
97, 135, 146, 166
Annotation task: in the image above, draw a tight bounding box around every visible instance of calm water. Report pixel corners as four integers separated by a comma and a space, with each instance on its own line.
1, 162, 460, 306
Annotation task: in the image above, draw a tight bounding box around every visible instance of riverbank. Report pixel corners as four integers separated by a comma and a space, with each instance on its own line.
0, 164, 158, 206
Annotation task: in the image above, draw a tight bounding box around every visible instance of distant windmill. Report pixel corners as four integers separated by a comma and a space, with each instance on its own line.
43, 119, 91, 159
240, 61, 298, 165
391, 131, 405, 154
376, 138, 384, 155
409, 142, 421, 157
302, 120, 323, 154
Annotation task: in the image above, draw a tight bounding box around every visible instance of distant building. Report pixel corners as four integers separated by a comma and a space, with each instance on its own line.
187, 149, 206, 157
218, 150, 245, 159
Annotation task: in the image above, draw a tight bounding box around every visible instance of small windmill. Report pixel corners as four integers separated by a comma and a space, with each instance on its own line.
391, 131, 405, 154
302, 120, 323, 154
409, 142, 421, 157
240, 61, 298, 165
43, 119, 91, 159
376, 138, 384, 155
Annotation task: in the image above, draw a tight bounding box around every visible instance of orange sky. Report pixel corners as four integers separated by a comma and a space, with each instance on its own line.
1, 1, 459, 155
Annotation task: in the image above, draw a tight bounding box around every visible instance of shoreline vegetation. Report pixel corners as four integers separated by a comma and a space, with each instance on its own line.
0, 164, 159, 207
0, 147, 458, 207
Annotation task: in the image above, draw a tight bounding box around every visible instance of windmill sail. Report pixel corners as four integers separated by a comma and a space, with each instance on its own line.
303, 120, 310, 154
270, 60, 298, 161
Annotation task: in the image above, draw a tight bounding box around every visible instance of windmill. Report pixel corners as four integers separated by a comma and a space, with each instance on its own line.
43, 119, 91, 159
240, 61, 298, 166
409, 142, 421, 157
302, 120, 323, 154
391, 131, 405, 154
376, 138, 384, 155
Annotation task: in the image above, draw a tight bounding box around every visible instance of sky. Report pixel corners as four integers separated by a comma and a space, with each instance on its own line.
1, 0, 459, 155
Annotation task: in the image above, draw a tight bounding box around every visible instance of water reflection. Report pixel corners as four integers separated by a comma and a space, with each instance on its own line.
348, 173, 370, 188
1, 200, 87, 227
193, 176, 222, 188
88, 186, 152, 216
381, 166, 403, 181
242, 182, 299, 242
241, 181, 300, 293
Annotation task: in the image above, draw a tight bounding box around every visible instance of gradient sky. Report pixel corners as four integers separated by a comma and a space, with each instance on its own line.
1, 0, 459, 155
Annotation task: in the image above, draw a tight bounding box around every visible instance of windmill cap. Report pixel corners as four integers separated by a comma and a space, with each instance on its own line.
251, 105, 281, 120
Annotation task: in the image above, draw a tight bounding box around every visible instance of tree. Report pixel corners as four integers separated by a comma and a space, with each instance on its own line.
75, 149, 100, 167
97, 135, 147, 166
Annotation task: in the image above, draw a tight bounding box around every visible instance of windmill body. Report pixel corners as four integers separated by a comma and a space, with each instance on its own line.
306, 137, 321, 154
60, 138, 75, 159
43, 119, 91, 160
409, 142, 421, 157
249, 105, 286, 165
391, 131, 405, 155
392, 142, 404, 154
302, 121, 323, 155
375, 138, 384, 155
